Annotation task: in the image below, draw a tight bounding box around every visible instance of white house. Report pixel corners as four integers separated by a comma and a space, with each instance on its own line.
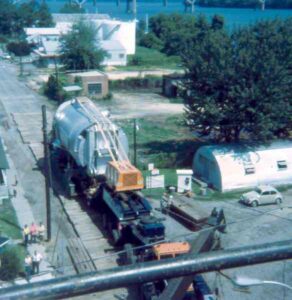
52, 14, 136, 55
193, 141, 292, 192
24, 14, 136, 67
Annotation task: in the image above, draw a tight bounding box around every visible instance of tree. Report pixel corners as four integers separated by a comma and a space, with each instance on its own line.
59, 19, 107, 70
59, 3, 85, 13
35, 2, 54, 27
7, 41, 32, 75
182, 19, 292, 143
44, 74, 63, 102
139, 33, 163, 51
0, 0, 21, 36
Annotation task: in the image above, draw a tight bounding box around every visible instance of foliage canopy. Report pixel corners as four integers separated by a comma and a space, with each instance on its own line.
59, 20, 107, 70
182, 18, 292, 142
0, 0, 53, 36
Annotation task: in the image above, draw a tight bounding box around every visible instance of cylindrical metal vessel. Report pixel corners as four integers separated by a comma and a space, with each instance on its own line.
52, 98, 129, 176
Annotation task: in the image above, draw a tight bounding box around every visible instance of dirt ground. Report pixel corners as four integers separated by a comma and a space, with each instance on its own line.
99, 91, 184, 119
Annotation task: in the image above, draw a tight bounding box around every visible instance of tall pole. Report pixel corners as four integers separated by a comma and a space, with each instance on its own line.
133, 0, 137, 17
133, 118, 137, 166
42, 105, 52, 241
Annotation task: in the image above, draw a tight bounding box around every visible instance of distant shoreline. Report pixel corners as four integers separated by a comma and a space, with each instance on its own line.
198, 5, 292, 10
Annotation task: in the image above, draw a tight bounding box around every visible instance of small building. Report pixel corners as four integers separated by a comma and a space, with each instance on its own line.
193, 141, 292, 192
67, 71, 109, 99
0, 138, 9, 201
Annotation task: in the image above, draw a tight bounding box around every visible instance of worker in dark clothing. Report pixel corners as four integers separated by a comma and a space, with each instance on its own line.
23, 225, 30, 247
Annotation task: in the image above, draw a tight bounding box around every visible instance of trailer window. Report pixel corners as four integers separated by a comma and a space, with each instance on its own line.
277, 160, 287, 170
245, 166, 255, 175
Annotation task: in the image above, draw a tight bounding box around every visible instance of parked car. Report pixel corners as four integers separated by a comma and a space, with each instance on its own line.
239, 185, 283, 207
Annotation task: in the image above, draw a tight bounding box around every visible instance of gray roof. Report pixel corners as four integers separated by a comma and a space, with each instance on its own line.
0, 138, 9, 169
63, 85, 83, 92
53, 13, 110, 23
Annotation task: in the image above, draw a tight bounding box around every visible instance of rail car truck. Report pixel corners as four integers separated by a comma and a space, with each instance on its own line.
51, 97, 165, 247
138, 242, 216, 300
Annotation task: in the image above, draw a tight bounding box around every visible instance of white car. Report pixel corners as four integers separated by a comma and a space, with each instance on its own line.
239, 185, 283, 207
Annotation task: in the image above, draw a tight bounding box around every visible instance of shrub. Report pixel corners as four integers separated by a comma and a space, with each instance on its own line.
0, 248, 22, 281
44, 74, 64, 102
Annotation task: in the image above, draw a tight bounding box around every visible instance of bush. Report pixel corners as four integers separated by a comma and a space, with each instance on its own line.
110, 76, 162, 90
0, 248, 22, 281
139, 32, 163, 51
44, 74, 64, 102
129, 55, 144, 66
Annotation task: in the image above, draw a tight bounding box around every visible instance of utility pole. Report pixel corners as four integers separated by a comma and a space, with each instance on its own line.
42, 105, 52, 241
133, 118, 137, 166
133, 0, 137, 17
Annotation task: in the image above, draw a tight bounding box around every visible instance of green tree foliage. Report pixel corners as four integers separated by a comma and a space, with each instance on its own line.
18, 1, 54, 28
139, 32, 164, 51
0, 248, 22, 281
0, 0, 54, 37
60, 20, 106, 70
35, 2, 54, 27
0, 0, 21, 36
44, 74, 63, 102
6, 41, 32, 56
140, 14, 224, 56
198, 0, 292, 9
59, 3, 85, 14
183, 18, 292, 142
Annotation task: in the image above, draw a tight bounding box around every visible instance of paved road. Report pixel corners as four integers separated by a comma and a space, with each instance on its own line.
0, 60, 137, 299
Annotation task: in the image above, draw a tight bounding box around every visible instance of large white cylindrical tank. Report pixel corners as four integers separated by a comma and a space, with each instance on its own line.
52, 98, 129, 176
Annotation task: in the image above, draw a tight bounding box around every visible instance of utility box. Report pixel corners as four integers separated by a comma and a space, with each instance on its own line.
176, 169, 193, 193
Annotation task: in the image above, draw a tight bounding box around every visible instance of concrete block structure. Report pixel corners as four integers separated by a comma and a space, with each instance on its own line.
67, 71, 109, 99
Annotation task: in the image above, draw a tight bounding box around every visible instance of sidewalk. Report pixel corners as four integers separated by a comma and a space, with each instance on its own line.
6, 154, 54, 284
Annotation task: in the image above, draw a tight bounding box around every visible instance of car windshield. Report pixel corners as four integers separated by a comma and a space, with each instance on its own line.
255, 188, 262, 194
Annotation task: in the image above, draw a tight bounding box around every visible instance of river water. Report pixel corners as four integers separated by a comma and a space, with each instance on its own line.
43, 0, 292, 27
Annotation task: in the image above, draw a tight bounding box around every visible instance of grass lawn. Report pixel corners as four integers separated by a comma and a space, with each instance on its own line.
0, 198, 26, 272
0, 198, 22, 239
116, 115, 202, 170
118, 46, 182, 70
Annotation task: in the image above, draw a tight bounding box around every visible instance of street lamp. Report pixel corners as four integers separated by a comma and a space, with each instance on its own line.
233, 276, 292, 291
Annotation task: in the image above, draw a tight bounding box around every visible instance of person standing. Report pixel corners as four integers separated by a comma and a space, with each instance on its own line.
23, 225, 30, 247
24, 254, 32, 281
30, 222, 38, 243
32, 250, 43, 274
38, 222, 45, 242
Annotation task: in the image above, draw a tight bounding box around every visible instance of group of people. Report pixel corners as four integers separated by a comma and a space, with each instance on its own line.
24, 250, 43, 280
23, 222, 45, 247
